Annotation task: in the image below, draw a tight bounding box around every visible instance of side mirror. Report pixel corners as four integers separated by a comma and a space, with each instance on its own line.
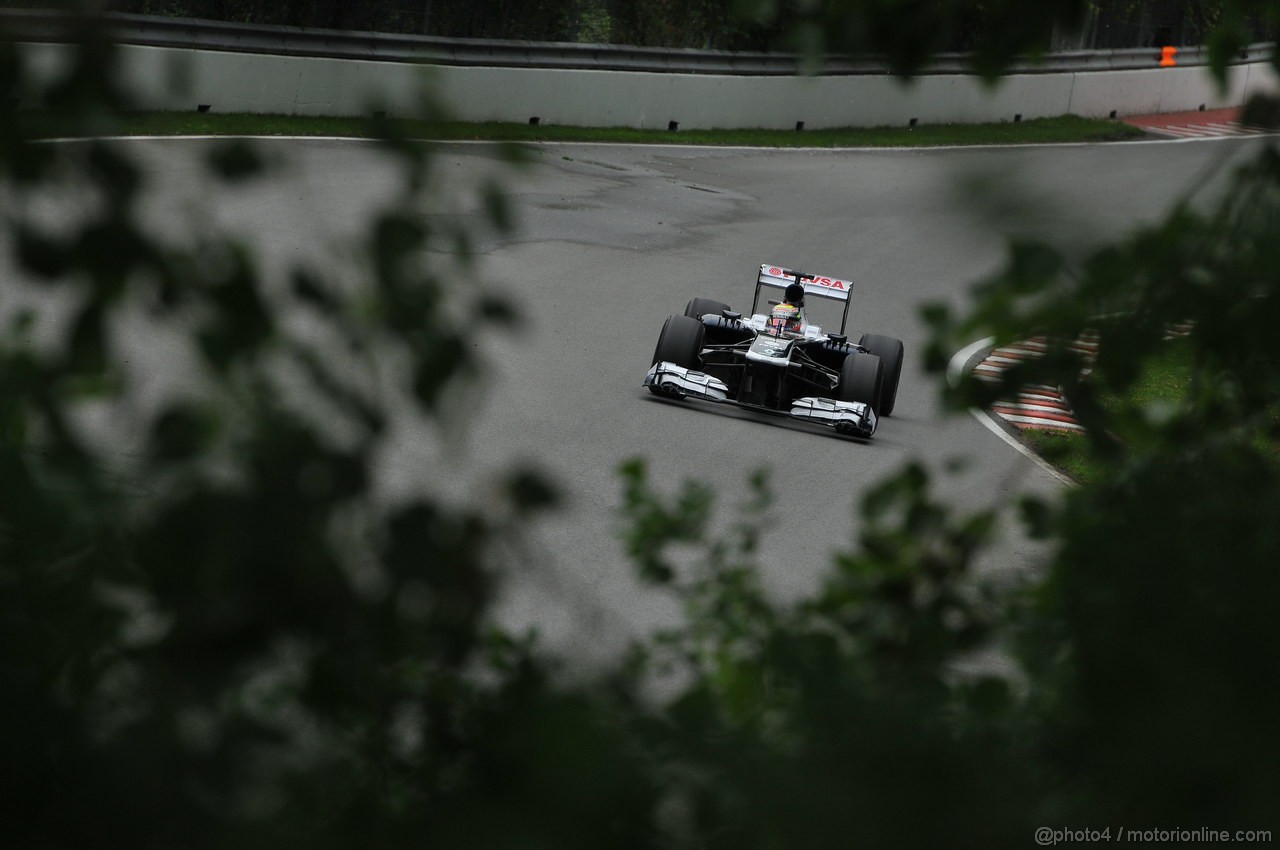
828, 333, 846, 344
723, 310, 742, 321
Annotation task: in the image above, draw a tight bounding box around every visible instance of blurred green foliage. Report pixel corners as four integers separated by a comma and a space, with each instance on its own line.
4, 0, 1272, 54
4, 1, 1280, 848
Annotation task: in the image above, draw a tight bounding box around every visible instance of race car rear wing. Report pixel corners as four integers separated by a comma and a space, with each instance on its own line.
753, 264, 854, 335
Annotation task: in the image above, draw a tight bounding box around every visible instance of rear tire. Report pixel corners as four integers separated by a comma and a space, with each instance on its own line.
683, 297, 732, 320
837, 352, 883, 414
651, 314, 705, 369
858, 333, 904, 416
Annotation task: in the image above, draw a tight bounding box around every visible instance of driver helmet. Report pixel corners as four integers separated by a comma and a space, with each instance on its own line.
784, 282, 806, 307
767, 303, 803, 336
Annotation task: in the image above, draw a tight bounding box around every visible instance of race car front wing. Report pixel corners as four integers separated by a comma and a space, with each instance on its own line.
644, 361, 731, 401
789, 396, 877, 437
644, 361, 877, 438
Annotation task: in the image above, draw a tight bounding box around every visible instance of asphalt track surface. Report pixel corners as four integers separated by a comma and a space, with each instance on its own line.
5, 133, 1267, 658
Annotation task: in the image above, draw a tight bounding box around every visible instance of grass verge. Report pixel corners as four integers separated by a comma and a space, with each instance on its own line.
1019, 336, 1194, 485
19, 111, 1147, 147
1021, 428, 1104, 484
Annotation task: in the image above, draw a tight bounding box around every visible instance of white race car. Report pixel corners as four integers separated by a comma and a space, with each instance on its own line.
643, 264, 904, 438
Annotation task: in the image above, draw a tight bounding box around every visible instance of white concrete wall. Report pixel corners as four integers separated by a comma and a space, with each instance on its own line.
16, 41, 1280, 129
1066, 63, 1255, 117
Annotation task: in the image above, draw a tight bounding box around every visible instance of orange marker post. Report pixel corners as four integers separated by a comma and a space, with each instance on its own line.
1159, 46, 1177, 67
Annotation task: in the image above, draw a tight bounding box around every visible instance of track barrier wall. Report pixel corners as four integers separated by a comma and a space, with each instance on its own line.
8, 11, 1279, 129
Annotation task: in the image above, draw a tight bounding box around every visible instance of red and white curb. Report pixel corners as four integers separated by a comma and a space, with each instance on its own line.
1122, 107, 1278, 140
1146, 121, 1275, 139
961, 323, 1190, 434
947, 337, 1077, 484
949, 325, 1191, 484
970, 334, 1099, 432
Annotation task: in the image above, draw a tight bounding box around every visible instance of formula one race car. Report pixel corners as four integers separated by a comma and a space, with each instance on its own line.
643, 264, 904, 438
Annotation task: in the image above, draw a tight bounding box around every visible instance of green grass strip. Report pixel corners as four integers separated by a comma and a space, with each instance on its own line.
19, 111, 1146, 147
1021, 428, 1106, 484
1020, 336, 1195, 485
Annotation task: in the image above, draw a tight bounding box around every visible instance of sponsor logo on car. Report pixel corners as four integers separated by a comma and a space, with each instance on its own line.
806, 276, 847, 291
760, 264, 852, 298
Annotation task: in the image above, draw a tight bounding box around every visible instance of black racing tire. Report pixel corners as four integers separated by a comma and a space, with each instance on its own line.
652, 314, 705, 369
858, 333, 904, 416
837, 352, 883, 413
683, 297, 732, 321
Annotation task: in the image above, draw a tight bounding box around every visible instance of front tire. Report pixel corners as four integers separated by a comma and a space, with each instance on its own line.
683, 297, 731, 321
837, 352, 883, 414
651, 314, 705, 370
858, 333, 904, 416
